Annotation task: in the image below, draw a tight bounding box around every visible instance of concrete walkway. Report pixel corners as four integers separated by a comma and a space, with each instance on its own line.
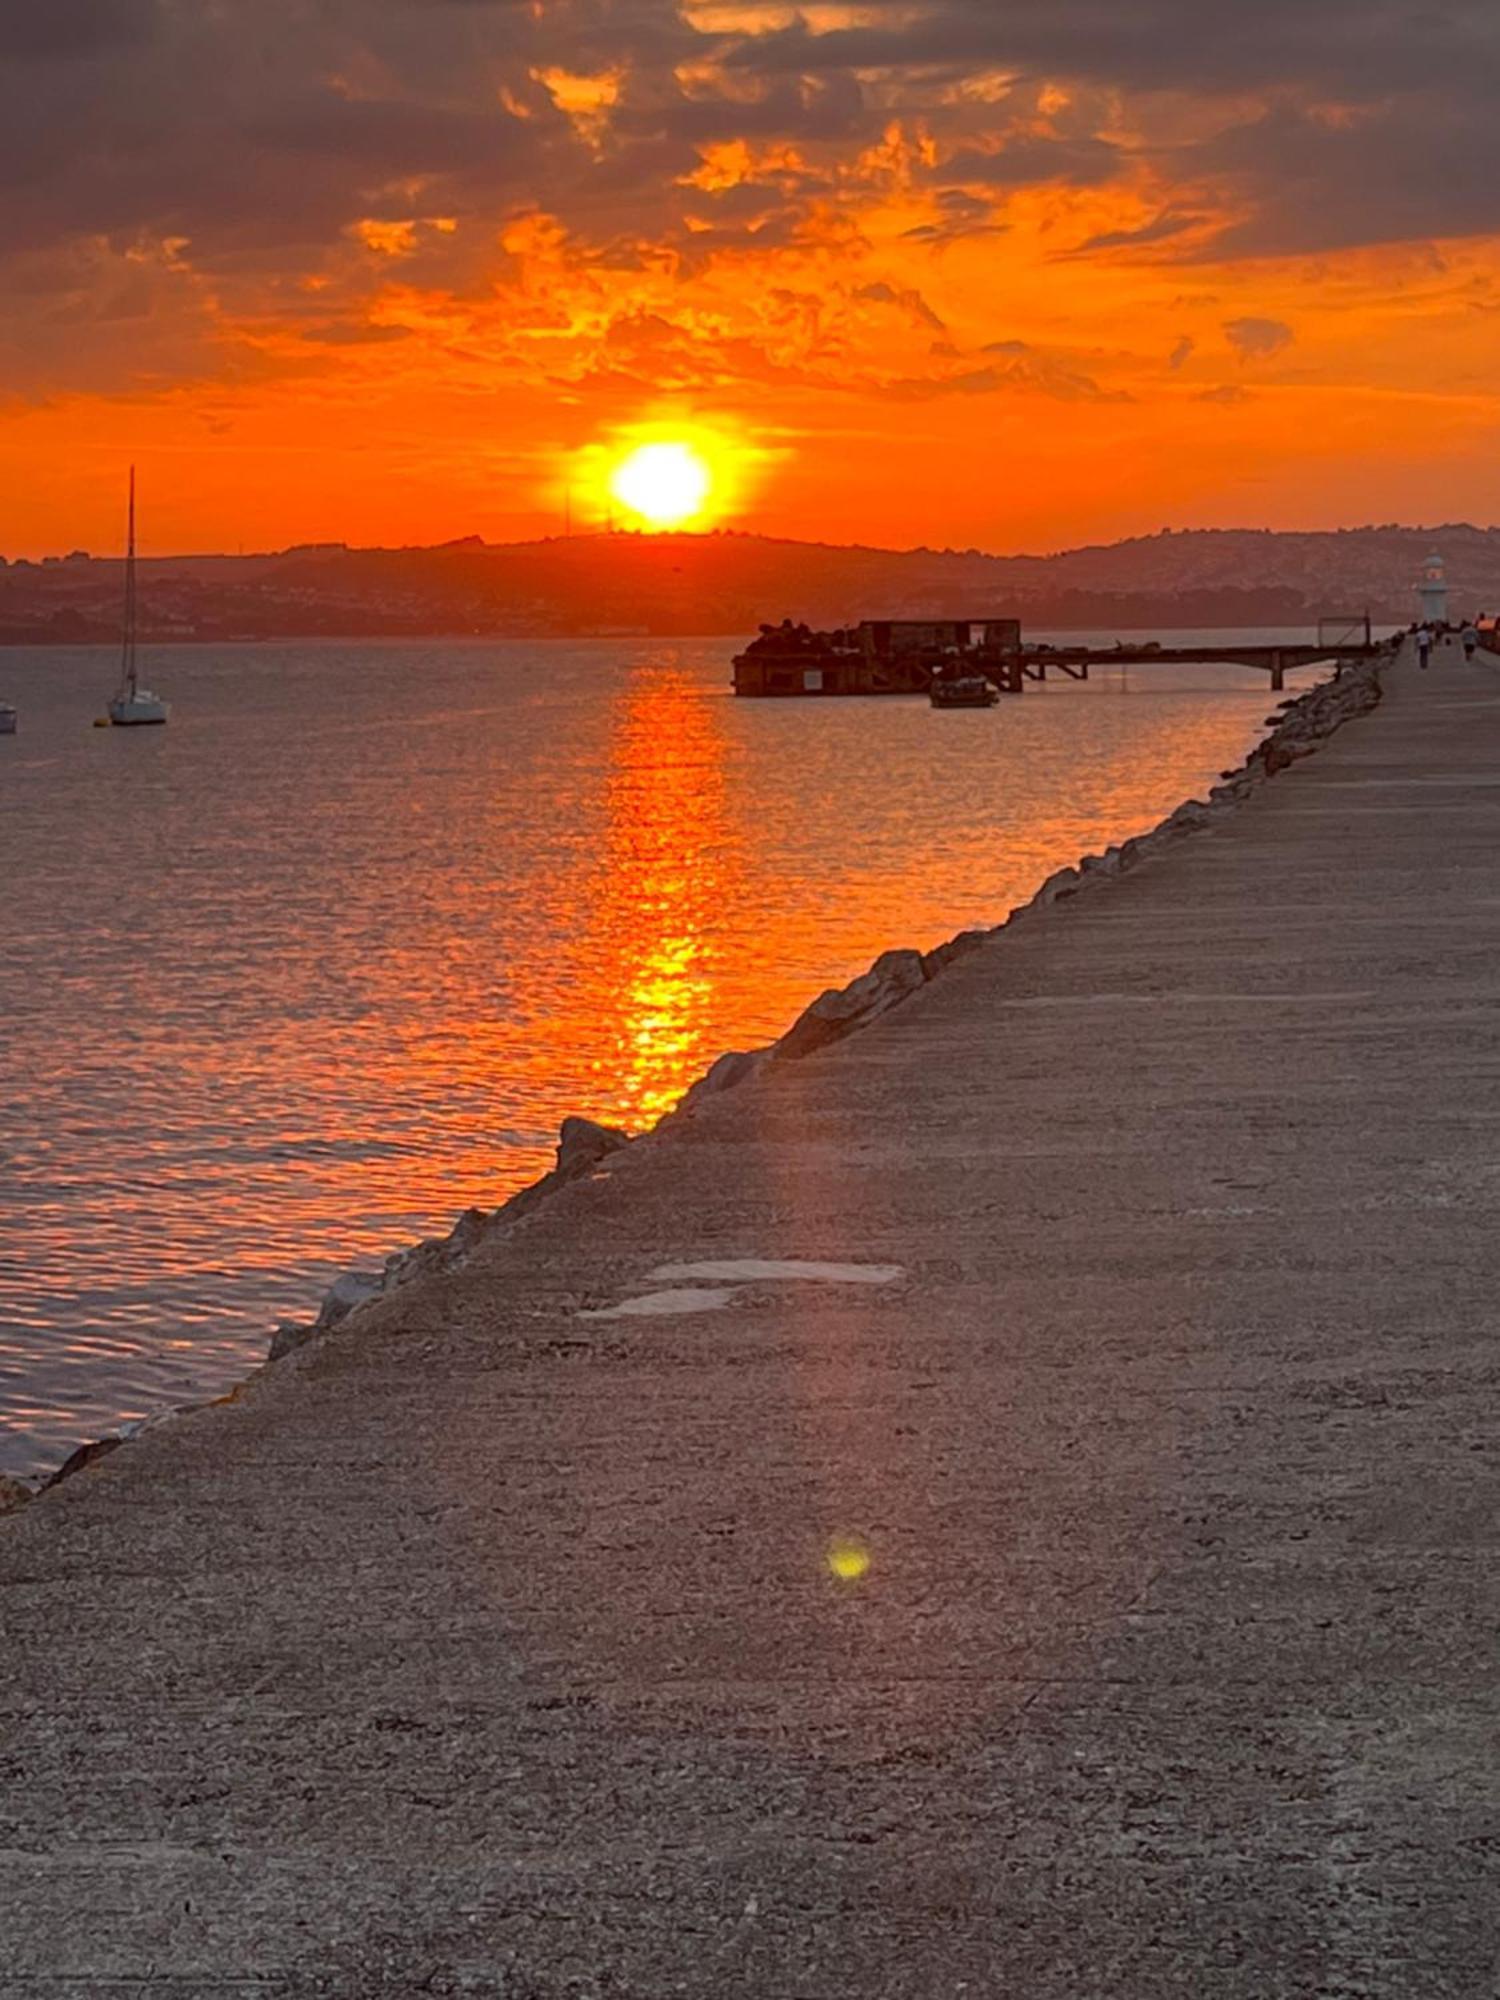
5, 638, 1499, 1996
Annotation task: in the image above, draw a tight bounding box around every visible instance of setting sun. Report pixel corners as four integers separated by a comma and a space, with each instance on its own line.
610, 442, 713, 528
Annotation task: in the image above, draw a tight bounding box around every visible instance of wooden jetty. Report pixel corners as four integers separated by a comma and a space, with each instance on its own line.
1019, 634, 1381, 693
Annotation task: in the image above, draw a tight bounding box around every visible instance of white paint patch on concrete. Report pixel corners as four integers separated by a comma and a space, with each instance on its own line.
581, 1288, 737, 1320
649, 1259, 904, 1286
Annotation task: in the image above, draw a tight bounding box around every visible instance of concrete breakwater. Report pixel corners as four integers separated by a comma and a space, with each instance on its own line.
19, 632, 1500, 1995
0, 648, 1386, 1511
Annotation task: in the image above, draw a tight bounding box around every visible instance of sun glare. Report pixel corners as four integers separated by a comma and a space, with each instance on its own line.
610, 441, 713, 527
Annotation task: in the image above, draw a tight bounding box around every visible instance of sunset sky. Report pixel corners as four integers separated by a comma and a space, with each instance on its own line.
4, 0, 1499, 558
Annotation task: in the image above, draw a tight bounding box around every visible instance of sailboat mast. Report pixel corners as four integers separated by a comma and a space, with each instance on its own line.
121, 465, 138, 699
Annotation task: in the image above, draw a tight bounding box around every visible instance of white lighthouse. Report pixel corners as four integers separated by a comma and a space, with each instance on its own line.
1418, 549, 1449, 628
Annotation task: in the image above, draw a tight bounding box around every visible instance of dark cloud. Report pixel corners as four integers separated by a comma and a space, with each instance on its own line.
903, 354, 1130, 405
855, 283, 947, 332
877, 367, 1006, 401
939, 134, 1120, 190
716, 0, 1491, 101
8, 0, 1498, 270
3, 0, 1499, 403
714, 1, 1500, 256
1224, 316, 1294, 360
0, 0, 1488, 274
0, 4, 549, 260
978, 340, 1132, 403
618, 71, 867, 149
0, 0, 156, 62
298, 319, 416, 345
1070, 212, 1209, 257
1185, 100, 1500, 256
901, 188, 1004, 246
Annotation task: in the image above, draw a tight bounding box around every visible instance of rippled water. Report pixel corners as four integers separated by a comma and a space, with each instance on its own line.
1, 633, 1337, 1473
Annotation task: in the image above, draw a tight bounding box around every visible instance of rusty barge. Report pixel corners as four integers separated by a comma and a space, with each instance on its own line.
732, 618, 1024, 698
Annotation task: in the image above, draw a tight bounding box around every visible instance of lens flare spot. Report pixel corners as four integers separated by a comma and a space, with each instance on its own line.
827, 1534, 871, 1582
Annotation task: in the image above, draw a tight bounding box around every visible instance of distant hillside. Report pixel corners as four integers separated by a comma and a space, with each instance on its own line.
3, 524, 1495, 645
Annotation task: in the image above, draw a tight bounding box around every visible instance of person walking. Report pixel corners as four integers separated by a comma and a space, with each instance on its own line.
1416, 622, 1432, 670
1461, 622, 1481, 661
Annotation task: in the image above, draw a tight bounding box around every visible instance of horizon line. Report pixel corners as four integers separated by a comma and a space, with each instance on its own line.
6, 518, 1497, 569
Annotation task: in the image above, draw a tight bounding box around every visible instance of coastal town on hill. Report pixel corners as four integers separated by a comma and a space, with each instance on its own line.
4, 522, 1498, 645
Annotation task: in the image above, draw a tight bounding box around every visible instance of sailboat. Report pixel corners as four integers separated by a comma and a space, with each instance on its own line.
106, 467, 169, 726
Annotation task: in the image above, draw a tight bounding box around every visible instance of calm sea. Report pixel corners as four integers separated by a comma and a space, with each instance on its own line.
1, 632, 1349, 1474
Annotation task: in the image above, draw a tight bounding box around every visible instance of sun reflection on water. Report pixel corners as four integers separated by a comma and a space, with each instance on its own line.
591, 662, 740, 1129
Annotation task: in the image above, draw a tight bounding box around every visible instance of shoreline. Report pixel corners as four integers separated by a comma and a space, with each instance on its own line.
1, 619, 1405, 651
0, 644, 1388, 1510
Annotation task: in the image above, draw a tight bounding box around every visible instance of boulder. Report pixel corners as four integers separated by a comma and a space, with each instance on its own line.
1080, 848, 1123, 877
268, 1319, 315, 1363
316, 1268, 383, 1330
1167, 800, 1214, 830
701, 1049, 765, 1095
774, 949, 929, 1063
273, 1206, 500, 1361
381, 1205, 490, 1292
679, 1049, 767, 1114
0, 1474, 33, 1515
1031, 866, 1080, 908
921, 929, 990, 978
42, 1435, 124, 1491
556, 1116, 631, 1177
267, 1124, 635, 1369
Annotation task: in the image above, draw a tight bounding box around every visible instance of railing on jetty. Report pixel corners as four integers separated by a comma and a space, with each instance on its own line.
1020, 612, 1377, 693
1021, 640, 1379, 694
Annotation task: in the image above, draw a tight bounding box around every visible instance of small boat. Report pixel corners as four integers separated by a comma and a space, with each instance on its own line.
106, 468, 168, 727
930, 675, 1000, 709
0, 703, 16, 736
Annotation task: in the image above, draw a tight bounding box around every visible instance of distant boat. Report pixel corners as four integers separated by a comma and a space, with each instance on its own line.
106, 468, 169, 727
930, 675, 1000, 709
0, 702, 16, 736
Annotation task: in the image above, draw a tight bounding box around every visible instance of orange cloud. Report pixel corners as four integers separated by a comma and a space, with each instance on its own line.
1, 0, 1498, 555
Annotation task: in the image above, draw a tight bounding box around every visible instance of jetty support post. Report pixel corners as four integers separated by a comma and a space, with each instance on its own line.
1269, 652, 1286, 693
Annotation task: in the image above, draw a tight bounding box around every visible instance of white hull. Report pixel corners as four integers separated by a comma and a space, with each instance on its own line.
108, 691, 169, 726
109, 470, 168, 726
